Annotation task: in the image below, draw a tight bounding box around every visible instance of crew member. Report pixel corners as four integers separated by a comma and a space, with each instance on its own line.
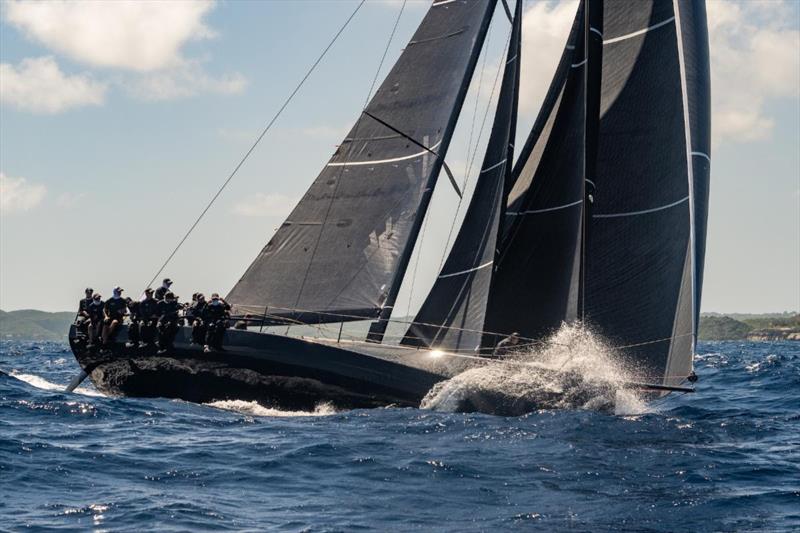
189, 293, 207, 345
155, 278, 173, 301
233, 314, 252, 330
102, 286, 127, 347
139, 288, 159, 346
202, 293, 230, 352
75, 287, 94, 337
87, 293, 105, 346
126, 297, 140, 347
493, 331, 521, 357
156, 291, 181, 353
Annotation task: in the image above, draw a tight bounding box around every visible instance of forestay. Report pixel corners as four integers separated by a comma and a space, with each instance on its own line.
227, 0, 497, 323
402, 0, 522, 352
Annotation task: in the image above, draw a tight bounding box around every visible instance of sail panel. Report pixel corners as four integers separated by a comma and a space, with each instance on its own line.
584, 0, 709, 384
227, 1, 496, 320
482, 2, 586, 344
403, 0, 522, 352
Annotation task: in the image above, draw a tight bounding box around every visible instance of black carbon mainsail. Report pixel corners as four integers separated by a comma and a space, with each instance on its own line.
477, 0, 709, 385
402, 0, 522, 352
583, 0, 710, 386
227, 0, 497, 326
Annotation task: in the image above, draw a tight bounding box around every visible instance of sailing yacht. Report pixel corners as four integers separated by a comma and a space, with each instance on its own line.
68, 0, 711, 412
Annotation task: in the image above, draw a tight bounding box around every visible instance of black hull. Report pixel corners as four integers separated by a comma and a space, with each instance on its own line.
68, 325, 462, 410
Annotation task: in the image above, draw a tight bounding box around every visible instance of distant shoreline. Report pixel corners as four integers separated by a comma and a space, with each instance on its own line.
1, 309, 798, 342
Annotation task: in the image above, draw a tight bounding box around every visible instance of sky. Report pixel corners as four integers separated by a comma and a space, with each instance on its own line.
1, 0, 798, 315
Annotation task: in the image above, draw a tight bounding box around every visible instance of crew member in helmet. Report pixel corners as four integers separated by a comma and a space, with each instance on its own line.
202, 293, 231, 352
138, 288, 159, 347
87, 293, 105, 346
102, 286, 127, 347
156, 292, 181, 353
75, 287, 94, 338
155, 278, 173, 301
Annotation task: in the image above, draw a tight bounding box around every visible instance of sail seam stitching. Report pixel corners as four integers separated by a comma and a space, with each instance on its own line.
592, 196, 689, 218
481, 158, 507, 173
438, 260, 494, 279
327, 141, 443, 166
603, 17, 675, 45
509, 199, 583, 215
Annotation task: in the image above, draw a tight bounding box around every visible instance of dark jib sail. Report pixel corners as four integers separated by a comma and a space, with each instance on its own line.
584, 0, 710, 386
227, 1, 497, 326
482, 1, 588, 344
402, 0, 522, 352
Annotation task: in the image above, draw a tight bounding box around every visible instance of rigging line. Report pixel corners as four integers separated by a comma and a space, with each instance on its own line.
438, 23, 512, 273
462, 19, 491, 186
143, 0, 367, 291
406, 206, 432, 320
288, 0, 407, 314
361, 111, 460, 197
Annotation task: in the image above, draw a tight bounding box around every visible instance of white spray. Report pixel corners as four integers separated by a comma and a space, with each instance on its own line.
421, 323, 647, 416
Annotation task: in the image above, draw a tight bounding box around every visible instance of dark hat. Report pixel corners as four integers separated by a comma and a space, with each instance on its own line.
93, 293, 102, 300
85, 287, 93, 293
163, 278, 173, 286
144, 288, 154, 294
113, 286, 124, 293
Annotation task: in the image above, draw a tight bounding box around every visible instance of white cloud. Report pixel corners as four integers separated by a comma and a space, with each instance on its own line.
0, 172, 46, 214
0, 56, 106, 113
233, 193, 296, 218
707, 0, 800, 146
3, 0, 216, 72
56, 191, 87, 208
519, 0, 579, 118
128, 60, 246, 101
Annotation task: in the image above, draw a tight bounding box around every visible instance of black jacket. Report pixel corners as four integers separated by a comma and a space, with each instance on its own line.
202, 300, 230, 322
88, 301, 105, 321
157, 300, 181, 322
78, 297, 92, 315
127, 300, 140, 321
139, 298, 159, 320
154, 286, 171, 301
105, 297, 127, 320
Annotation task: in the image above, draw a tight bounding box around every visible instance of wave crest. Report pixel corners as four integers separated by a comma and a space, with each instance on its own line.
421, 324, 647, 416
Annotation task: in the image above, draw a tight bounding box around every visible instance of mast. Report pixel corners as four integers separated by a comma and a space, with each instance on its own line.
401, 0, 523, 352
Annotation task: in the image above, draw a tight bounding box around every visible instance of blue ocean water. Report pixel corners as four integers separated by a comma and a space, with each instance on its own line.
1, 340, 798, 532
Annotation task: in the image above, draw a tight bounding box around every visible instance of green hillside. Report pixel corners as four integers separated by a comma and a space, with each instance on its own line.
0, 309, 74, 341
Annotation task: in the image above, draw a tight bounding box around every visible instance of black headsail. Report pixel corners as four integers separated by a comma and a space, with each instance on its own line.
401, 0, 522, 352
583, 0, 710, 386
482, 1, 589, 344
227, 1, 497, 327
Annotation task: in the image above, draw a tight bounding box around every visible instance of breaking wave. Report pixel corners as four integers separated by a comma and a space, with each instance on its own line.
205, 399, 337, 417
421, 324, 647, 416
8, 371, 104, 397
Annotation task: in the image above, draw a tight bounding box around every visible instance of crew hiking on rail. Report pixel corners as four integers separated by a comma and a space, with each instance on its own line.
72, 279, 231, 353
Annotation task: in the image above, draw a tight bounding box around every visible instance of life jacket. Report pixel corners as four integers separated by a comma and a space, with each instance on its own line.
78, 297, 92, 314
203, 300, 230, 322
88, 301, 105, 319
